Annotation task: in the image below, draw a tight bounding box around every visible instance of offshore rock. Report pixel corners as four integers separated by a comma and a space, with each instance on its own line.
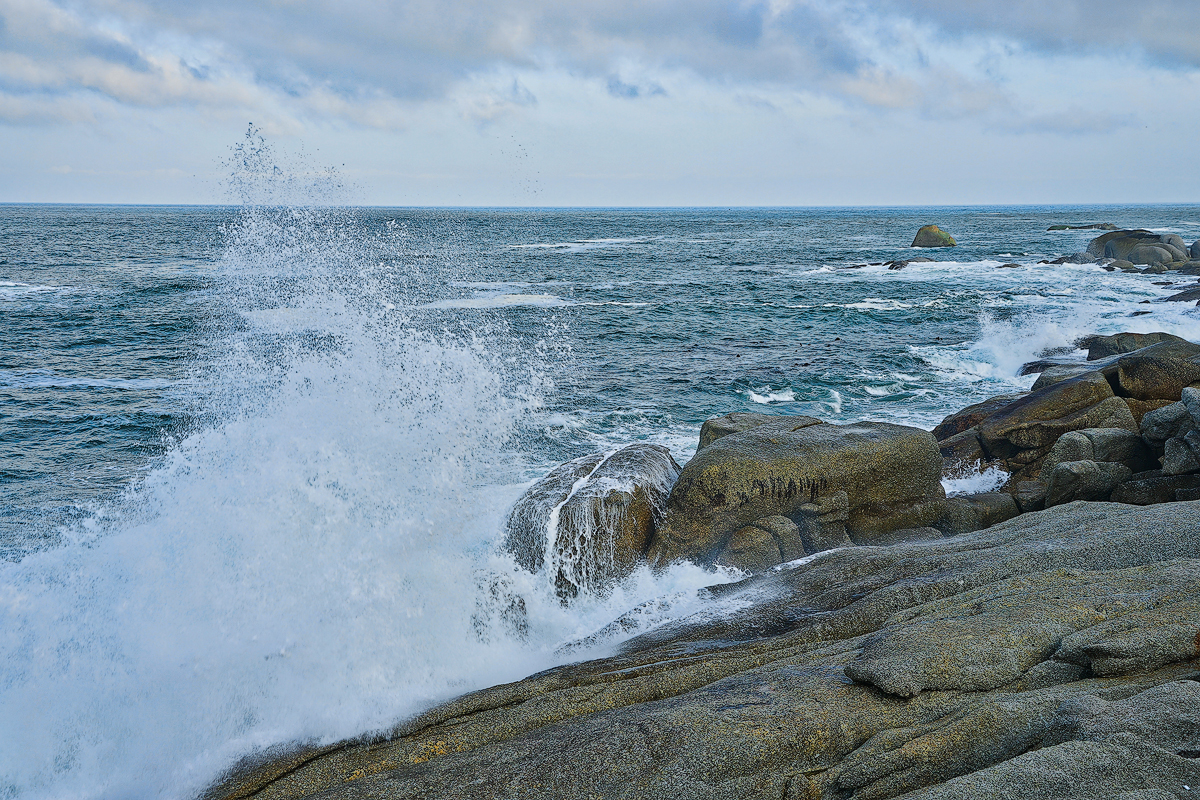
504, 443, 680, 597
204, 501, 1200, 800
911, 224, 957, 247
649, 418, 945, 566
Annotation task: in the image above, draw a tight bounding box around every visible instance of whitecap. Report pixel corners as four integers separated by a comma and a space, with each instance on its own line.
747, 387, 796, 404
421, 293, 571, 309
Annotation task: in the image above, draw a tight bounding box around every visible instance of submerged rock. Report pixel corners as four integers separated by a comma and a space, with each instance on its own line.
503, 443, 680, 598
205, 501, 1200, 800
911, 224, 956, 247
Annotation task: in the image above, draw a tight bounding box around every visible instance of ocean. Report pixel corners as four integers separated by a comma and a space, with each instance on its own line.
1, 200, 1198, 798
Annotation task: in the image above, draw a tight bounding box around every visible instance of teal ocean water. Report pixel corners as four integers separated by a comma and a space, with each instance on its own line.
1, 201, 1198, 797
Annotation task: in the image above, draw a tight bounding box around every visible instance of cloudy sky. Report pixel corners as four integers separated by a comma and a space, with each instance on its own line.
2, 0, 1198, 205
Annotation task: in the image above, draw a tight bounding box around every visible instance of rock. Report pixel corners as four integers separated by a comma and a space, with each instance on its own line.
1086, 229, 1156, 259
1110, 470, 1200, 505
503, 444, 680, 597
933, 394, 1026, 440
1010, 480, 1047, 512
1161, 430, 1200, 475
1078, 331, 1188, 360
996, 262, 1021, 268
936, 492, 1019, 534
1039, 428, 1153, 478
1047, 223, 1118, 231
697, 412, 818, 450
1185, 386, 1200, 421
1043, 460, 1132, 507
1128, 244, 1185, 265
1163, 285, 1200, 302
1031, 364, 1096, 390
977, 372, 1133, 453
1123, 397, 1176, 427
1192, 239, 1200, 259
650, 419, 946, 566
912, 225, 957, 248
714, 516, 805, 574
937, 427, 991, 474
1115, 340, 1200, 400
204, 502, 1200, 800
1141, 400, 1194, 444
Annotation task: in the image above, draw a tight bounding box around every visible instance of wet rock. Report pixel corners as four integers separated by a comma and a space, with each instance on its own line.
1086, 229, 1161, 260
937, 427, 991, 474
1128, 244, 1186, 265
1030, 364, 1096, 390
503, 443, 680, 596
714, 516, 805, 574
698, 412, 818, 450
912, 224, 957, 247
936, 492, 1019, 534
1113, 339, 1200, 400
650, 418, 945, 566
1078, 331, 1188, 360
1047, 223, 1118, 231
1043, 460, 1132, 507
1163, 285, 1200, 303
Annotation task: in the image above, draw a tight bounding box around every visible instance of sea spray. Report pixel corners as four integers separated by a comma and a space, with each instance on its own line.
0, 198, 726, 799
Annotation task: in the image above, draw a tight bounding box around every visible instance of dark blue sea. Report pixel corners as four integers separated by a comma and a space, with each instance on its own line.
2, 201, 1198, 797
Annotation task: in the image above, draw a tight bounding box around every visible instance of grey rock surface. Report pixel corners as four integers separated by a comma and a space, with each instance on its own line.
1043, 459, 1132, 507
205, 501, 1200, 800
651, 418, 945, 565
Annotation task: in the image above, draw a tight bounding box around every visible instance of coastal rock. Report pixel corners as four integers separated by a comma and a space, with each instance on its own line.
937, 427, 991, 474
935, 491, 1019, 534
932, 394, 1026, 440
1039, 428, 1153, 477
713, 516, 805, 574
1162, 430, 1200, 476
1127, 244, 1182, 265
697, 412, 818, 450
1043, 460, 1132, 507
503, 443, 680, 597
1110, 470, 1200, 505
976, 372, 1133, 453
1047, 223, 1118, 231
911, 225, 957, 248
1192, 239, 1200, 259
1115, 340, 1200, 400
205, 502, 1200, 800
1078, 331, 1187, 360
1163, 285, 1200, 303
649, 418, 945, 566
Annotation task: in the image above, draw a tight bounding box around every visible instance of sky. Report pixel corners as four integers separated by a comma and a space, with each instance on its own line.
1, 0, 1198, 205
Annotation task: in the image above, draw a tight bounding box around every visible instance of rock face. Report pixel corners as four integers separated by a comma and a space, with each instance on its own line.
1192, 239, 1200, 259
205, 501, 1200, 800
911, 224, 956, 247
504, 444, 680, 598
649, 418, 946, 566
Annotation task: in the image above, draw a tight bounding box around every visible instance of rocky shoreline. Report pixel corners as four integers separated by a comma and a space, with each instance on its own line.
204, 228, 1200, 800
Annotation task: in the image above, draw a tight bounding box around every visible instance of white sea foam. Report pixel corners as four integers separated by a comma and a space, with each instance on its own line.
827, 298, 914, 311
942, 463, 1010, 496
747, 387, 796, 404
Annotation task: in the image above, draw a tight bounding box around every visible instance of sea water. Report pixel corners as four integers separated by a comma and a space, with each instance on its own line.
1, 196, 1198, 798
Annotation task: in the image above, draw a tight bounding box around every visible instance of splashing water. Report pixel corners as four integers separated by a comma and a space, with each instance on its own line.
0, 167, 725, 799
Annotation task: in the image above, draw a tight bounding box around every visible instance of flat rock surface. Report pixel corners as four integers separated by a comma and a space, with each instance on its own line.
207, 501, 1200, 800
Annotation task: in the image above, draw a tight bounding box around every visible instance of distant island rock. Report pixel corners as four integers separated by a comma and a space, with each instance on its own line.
1047, 223, 1119, 231
911, 224, 956, 248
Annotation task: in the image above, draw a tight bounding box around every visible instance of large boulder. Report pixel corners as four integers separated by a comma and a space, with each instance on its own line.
649, 417, 945, 566
1038, 428, 1153, 478
912, 224, 957, 247
698, 411, 818, 450
1078, 331, 1188, 360
1043, 460, 1132, 507
713, 516, 808, 574
933, 394, 1026, 440
503, 443, 680, 598
1192, 239, 1200, 259
977, 372, 1135, 454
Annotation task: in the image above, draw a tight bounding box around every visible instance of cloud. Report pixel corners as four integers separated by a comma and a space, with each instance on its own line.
0, 0, 1196, 131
